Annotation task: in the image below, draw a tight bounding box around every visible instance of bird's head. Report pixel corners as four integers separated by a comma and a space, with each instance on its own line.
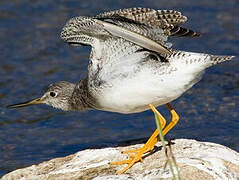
8, 81, 76, 111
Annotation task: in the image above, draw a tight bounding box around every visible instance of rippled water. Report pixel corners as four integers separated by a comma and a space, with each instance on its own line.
0, 0, 239, 176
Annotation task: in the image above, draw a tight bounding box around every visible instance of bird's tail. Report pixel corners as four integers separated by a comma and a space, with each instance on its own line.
209, 55, 235, 66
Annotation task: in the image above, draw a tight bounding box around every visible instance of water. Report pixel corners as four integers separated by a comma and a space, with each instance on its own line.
1, 0, 239, 176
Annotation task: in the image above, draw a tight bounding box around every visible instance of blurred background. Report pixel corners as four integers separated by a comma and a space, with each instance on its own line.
0, 0, 239, 176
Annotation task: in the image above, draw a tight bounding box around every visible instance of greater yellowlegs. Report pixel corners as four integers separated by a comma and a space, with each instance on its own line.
8, 7, 235, 174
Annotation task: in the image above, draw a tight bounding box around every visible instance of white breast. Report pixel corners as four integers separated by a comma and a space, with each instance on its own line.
93, 50, 209, 114
96, 65, 204, 114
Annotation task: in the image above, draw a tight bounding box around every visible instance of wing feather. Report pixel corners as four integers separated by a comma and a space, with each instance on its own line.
96, 7, 200, 37
61, 7, 200, 58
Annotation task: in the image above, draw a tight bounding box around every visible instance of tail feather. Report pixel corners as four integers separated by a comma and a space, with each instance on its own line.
210, 55, 235, 65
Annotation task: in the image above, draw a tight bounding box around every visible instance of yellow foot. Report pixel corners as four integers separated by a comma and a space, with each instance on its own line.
111, 128, 159, 174
111, 103, 179, 174
110, 146, 146, 174
122, 147, 144, 154
122, 140, 156, 156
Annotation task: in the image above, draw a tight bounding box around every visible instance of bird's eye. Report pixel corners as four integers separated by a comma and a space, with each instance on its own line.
50, 92, 57, 97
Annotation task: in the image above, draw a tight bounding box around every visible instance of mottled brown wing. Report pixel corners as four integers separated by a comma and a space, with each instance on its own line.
96, 7, 200, 37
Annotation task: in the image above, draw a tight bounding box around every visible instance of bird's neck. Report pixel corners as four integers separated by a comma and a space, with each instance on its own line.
70, 78, 97, 111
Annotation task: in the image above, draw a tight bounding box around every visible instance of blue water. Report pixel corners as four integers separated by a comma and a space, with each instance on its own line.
1, 0, 239, 176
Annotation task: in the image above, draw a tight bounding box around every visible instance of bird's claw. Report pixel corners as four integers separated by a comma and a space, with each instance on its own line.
110, 155, 143, 174
111, 147, 149, 174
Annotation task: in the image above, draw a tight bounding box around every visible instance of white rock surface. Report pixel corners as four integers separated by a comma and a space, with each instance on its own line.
1, 139, 239, 180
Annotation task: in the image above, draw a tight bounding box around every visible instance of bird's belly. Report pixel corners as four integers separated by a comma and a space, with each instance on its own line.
97, 87, 178, 114
94, 61, 205, 114
96, 74, 195, 114
98, 92, 176, 114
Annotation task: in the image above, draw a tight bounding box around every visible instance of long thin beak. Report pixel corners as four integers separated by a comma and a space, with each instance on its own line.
7, 97, 44, 108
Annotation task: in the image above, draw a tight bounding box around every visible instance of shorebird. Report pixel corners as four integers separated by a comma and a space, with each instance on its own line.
8, 8, 235, 174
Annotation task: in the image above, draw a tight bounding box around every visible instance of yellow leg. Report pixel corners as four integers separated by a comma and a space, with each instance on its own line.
123, 105, 166, 154
110, 103, 179, 174
149, 104, 167, 129
162, 103, 179, 136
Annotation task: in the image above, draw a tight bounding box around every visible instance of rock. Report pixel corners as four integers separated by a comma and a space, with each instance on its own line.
1, 139, 239, 180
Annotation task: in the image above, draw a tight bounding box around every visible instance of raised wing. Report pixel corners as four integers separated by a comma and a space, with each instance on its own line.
61, 15, 171, 55
95, 7, 200, 38
61, 16, 109, 46
60, 8, 201, 87
94, 19, 171, 54
61, 7, 200, 56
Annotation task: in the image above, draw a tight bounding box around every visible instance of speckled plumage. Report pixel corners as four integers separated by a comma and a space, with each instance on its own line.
95, 7, 200, 37
6, 8, 236, 176
59, 7, 234, 113
9, 7, 235, 113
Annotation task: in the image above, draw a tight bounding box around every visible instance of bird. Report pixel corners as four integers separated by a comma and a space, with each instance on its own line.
7, 7, 235, 174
